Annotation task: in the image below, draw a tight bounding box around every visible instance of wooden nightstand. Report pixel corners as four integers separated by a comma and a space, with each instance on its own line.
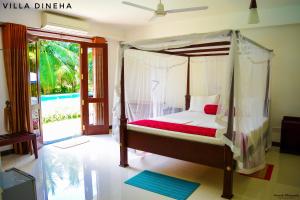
280, 116, 300, 155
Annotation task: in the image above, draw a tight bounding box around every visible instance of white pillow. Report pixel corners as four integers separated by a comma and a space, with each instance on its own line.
189, 95, 219, 112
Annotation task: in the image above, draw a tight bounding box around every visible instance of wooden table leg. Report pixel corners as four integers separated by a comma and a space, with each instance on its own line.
32, 137, 38, 159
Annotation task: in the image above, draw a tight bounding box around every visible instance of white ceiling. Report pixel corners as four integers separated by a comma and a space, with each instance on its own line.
4, 0, 300, 26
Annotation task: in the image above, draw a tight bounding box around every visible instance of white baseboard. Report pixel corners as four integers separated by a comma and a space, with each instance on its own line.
272, 127, 281, 142
0, 145, 12, 152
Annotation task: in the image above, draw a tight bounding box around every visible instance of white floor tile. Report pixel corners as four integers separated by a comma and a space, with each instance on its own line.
1, 135, 300, 200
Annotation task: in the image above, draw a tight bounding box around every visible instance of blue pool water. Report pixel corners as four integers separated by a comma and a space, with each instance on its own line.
41, 93, 80, 102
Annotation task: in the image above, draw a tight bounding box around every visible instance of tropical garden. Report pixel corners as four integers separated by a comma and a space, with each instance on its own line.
39, 40, 80, 94
28, 40, 97, 141
28, 40, 83, 133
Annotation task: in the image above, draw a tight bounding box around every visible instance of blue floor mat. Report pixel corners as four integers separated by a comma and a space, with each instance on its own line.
125, 170, 200, 200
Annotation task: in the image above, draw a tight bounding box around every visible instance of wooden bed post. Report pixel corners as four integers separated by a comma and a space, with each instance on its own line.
120, 54, 128, 167
264, 60, 271, 117
185, 57, 191, 110
222, 70, 234, 199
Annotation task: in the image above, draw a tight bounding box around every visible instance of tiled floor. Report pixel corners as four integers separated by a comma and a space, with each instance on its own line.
1, 135, 300, 200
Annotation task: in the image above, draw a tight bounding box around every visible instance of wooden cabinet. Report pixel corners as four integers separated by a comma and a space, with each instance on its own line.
280, 116, 300, 155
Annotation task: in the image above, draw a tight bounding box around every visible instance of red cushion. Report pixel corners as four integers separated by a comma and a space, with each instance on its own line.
129, 120, 216, 137
204, 104, 218, 115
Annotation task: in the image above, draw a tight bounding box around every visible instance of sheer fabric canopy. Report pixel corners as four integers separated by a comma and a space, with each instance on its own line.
233, 34, 272, 173
112, 48, 187, 141
124, 49, 187, 122
124, 30, 231, 51
190, 52, 234, 140
112, 30, 273, 173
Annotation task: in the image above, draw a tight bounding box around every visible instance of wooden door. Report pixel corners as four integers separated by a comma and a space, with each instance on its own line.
80, 43, 109, 135
28, 35, 43, 147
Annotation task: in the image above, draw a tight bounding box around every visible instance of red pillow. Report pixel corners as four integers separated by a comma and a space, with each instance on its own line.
204, 104, 218, 115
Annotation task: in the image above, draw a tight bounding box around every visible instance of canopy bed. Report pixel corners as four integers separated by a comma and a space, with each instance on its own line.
112, 30, 273, 199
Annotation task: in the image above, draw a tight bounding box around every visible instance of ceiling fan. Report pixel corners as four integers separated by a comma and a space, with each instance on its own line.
122, 0, 208, 20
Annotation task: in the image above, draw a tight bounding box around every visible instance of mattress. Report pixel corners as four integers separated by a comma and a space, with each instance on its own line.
127, 111, 225, 146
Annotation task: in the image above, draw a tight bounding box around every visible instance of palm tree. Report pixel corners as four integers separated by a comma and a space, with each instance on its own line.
39, 40, 80, 94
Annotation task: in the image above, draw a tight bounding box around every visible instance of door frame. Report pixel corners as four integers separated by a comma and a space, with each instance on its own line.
27, 34, 43, 148
27, 32, 109, 142
80, 42, 109, 135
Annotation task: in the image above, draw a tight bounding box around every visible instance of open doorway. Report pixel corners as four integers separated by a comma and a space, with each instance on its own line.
28, 34, 109, 146
38, 40, 81, 143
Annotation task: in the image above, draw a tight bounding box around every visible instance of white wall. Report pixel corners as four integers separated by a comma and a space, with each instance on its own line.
0, 9, 125, 40
89, 21, 124, 41
124, 5, 300, 41
0, 9, 41, 28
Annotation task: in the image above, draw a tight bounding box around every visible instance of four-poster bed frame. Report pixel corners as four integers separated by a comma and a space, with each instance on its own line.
119, 37, 235, 199
117, 30, 273, 199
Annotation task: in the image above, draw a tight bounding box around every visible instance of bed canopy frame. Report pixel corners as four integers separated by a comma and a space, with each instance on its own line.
117, 30, 272, 199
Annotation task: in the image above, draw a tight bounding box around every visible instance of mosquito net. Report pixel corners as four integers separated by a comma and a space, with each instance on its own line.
112, 30, 272, 174
124, 49, 187, 122
232, 33, 272, 174
112, 30, 231, 140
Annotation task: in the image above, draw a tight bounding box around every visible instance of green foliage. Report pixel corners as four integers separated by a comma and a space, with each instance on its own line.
35, 40, 96, 95
39, 40, 80, 95
43, 112, 81, 124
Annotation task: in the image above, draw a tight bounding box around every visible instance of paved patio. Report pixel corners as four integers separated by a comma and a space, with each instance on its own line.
43, 118, 81, 143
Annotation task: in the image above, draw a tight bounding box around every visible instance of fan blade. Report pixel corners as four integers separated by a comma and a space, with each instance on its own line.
149, 14, 158, 22
122, 1, 155, 12
166, 6, 208, 13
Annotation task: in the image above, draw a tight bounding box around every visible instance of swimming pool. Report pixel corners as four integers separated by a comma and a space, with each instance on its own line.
40, 93, 81, 143
41, 93, 81, 118
41, 93, 80, 102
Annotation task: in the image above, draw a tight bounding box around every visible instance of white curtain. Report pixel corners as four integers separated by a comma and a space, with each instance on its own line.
124, 49, 187, 121
189, 33, 272, 173
112, 49, 187, 140
112, 45, 123, 141
190, 56, 230, 96
190, 54, 233, 138
233, 34, 272, 174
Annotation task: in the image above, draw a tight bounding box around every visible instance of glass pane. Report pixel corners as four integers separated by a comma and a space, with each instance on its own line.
28, 42, 37, 71
89, 102, 104, 125
29, 42, 39, 105
39, 40, 81, 142
88, 47, 104, 98
32, 105, 40, 135
29, 41, 41, 135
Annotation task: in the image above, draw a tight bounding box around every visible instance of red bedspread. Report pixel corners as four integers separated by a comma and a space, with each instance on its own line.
129, 120, 216, 137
